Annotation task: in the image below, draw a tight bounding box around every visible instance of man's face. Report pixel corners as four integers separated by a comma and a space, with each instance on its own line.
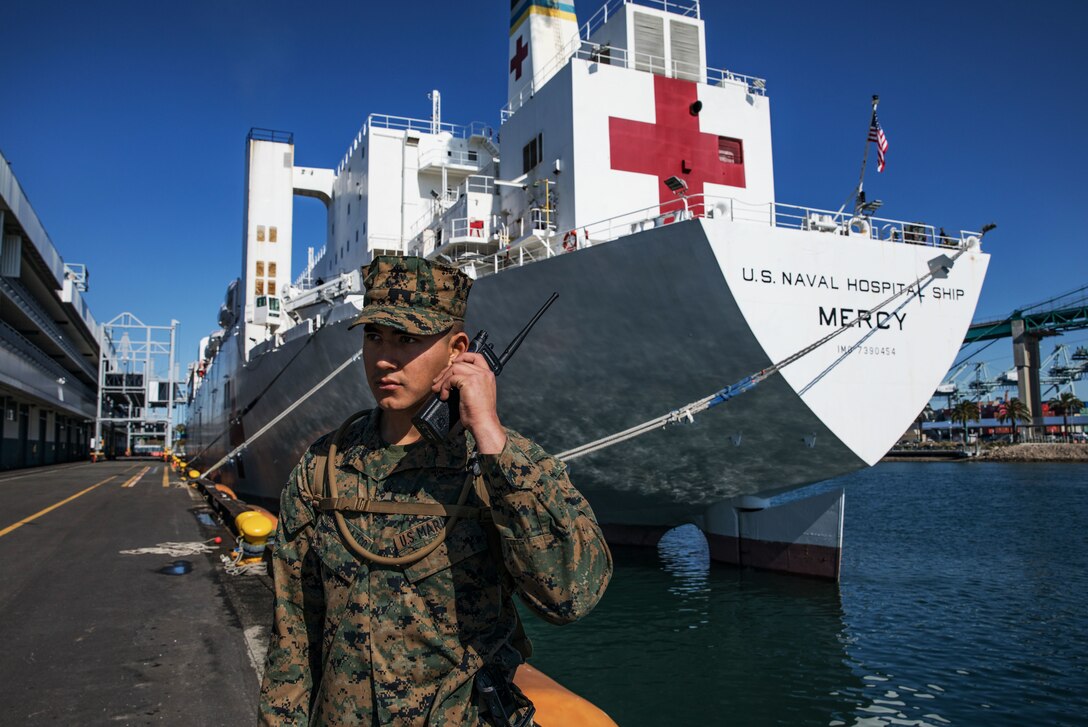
362, 323, 462, 413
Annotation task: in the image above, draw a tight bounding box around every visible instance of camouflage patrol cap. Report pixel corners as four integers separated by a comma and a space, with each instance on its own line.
349, 255, 472, 335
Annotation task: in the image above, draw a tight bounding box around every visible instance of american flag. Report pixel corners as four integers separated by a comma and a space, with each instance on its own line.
869, 113, 889, 172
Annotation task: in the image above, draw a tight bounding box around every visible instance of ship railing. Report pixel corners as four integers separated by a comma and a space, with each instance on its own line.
248, 128, 294, 144
465, 175, 496, 195
449, 217, 492, 240
404, 191, 460, 244
418, 147, 483, 170
457, 195, 979, 281
528, 207, 558, 234
405, 176, 501, 252
292, 244, 327, 289
282, 269, 363, 315
766, 201, 976, 249
580, 0, 701, 41
367, 114, 495, 141
501, 40, 767, 122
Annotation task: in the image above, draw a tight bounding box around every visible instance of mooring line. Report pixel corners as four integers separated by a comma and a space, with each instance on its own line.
557, 244, 975, 462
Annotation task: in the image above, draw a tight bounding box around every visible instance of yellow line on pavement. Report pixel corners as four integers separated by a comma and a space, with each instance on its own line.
0, 462, 95, 485
162, 464, 170, 488
121, 466, 152, 488
0, 475, 118, 538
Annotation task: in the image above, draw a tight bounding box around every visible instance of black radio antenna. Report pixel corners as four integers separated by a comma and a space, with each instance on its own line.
497, 292, 558, 369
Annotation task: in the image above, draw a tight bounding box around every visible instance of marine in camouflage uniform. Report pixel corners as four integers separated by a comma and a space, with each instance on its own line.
259, 257, 613, 725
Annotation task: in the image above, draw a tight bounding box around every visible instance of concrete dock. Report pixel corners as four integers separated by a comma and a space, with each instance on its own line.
0, 460, 273, 724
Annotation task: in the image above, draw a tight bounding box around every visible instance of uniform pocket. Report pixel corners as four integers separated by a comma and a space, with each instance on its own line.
403, 520, 491, 583
312, 516, 363, 585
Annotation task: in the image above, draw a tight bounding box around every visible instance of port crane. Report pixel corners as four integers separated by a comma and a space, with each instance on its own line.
934, 343, 1085, 405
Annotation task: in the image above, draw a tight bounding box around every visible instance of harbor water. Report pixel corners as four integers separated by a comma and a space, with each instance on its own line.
521, 462, 1088, 726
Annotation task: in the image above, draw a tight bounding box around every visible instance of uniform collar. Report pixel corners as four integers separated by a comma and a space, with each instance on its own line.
342, 408, 472, 480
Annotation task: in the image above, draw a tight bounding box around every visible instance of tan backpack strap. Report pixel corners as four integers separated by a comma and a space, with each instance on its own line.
331, 470, 475, 567
315, 497, 484, 519
471, 460, 491, 509
298, 453, 328, 505
325, 408, 478, 567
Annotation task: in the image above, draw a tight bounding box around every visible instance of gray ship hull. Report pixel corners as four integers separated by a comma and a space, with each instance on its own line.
188, 217, 987, 529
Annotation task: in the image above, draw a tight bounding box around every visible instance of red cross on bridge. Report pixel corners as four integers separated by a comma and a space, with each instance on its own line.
510, 36, 529, 80
609, 75, 746, 206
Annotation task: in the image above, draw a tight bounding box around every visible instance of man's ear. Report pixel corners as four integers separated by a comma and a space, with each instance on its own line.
448, 330, 470, 358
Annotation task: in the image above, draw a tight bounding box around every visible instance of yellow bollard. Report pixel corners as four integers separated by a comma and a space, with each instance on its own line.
235, 510, 277, 563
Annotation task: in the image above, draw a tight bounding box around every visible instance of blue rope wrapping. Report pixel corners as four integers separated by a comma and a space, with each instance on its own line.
706, 373, 764, 408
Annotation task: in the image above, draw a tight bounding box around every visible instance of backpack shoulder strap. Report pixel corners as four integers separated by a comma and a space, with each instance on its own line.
296, 452, 328, 506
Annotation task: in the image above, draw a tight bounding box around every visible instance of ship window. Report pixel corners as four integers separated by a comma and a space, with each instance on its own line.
257, 225, 266, 242
268, 262, 277, 276
255, 279, 265, 295
255, 261, 265, 277
268, 281, 277, 295
522, 133, 543, 174
718, 137, 743, 164
269, 226, 278, 243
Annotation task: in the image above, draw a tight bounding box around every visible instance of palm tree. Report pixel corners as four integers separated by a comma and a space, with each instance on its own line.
1048, 392, 1085, 442
950, 400, 980, 446
998, 398, 1032, 443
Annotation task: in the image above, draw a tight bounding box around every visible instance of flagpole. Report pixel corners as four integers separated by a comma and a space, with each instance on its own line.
838, 95, 879, 218
853, 95, 879, 216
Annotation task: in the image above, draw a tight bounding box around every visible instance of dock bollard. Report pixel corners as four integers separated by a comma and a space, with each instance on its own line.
234, 510, 277, 563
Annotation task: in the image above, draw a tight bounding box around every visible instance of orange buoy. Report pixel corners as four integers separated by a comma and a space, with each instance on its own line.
514, 664, 617, 726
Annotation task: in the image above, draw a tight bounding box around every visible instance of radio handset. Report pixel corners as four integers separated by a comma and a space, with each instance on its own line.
412, 293, 558, 444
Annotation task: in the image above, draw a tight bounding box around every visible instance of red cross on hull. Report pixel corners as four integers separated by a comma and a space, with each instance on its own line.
609, 75, 746, 206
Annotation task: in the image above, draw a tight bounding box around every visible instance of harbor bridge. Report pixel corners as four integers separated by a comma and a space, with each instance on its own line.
943, 284, 1088, 418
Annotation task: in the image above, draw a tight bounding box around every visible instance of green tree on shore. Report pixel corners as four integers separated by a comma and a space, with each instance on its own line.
951, 400, 980, 446
998, 397, 1032, 443
1048, 392, 1085, 442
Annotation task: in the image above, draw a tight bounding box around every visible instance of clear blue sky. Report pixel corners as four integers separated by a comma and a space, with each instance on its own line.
2, 0, 1085, 383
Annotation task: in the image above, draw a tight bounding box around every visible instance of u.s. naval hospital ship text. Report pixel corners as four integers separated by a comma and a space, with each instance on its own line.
186, 0, 989, 579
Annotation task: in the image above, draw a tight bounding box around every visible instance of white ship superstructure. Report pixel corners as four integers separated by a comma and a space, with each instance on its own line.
186, 0, 990, 578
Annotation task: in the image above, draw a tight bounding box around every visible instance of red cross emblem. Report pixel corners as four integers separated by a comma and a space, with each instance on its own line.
609, 76, 746, 206
510, 36, 529, 80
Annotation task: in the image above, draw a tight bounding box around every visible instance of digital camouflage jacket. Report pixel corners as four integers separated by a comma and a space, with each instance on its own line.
258, 410, 613, 725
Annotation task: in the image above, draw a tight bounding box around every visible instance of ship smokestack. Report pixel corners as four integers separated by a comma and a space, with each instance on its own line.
507, 0, 580, 107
